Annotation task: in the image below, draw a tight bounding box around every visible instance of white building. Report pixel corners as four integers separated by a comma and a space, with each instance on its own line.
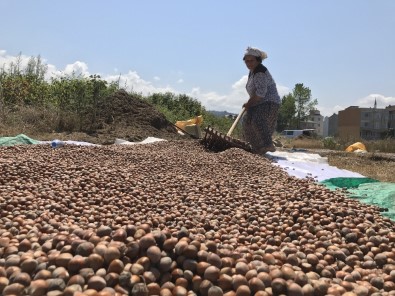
301, 110, 324, 136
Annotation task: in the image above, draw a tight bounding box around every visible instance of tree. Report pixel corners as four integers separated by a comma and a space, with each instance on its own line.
277, 94, 296, 131
293, 83, 317, 128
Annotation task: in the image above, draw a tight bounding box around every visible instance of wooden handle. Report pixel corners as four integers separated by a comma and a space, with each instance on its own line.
226, 107, 246, 136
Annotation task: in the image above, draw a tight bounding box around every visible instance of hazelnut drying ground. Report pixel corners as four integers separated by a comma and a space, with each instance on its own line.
0, 141, 394, 296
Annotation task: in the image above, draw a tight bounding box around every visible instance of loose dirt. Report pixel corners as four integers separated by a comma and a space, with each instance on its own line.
37, 90, 186, 145
94, 90, 185, 143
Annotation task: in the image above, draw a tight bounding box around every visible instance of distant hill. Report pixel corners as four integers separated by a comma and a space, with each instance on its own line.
208, 110, 237, 117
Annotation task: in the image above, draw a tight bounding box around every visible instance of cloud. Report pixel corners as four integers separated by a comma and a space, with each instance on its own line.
318, 95, 395, 117
45, 61, 91, 80
357, 94, 395, 108
187, 76, 247, 113
0, 50, 36, 71
277, 84, 291, 98
45, 64, 58, 80
186, 76, 291, 114
318, 105, 345, 117
0, 49, 291, 114
189, 88, 229, 111
0, 50, 90, 80
64, 61, 90, 77
2, 49, 393, 117
105, 71, 176, 95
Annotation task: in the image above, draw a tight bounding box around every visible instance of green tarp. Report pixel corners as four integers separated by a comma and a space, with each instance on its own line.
320, 177, 379, 191
321, 177, 395, 220
0, 134, 40, 146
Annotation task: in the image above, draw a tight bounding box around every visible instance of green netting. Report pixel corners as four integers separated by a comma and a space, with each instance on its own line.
320, 177, 395, 221
320, 177, 379, 191
0, 134, 40, 146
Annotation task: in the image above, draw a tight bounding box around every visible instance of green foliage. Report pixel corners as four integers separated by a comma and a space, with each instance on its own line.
145, 92, 205, 123
0, 53, 322, 140
0, 55, 50, 106
0, 53, 268, 140
293, 83, 318, 128
50, 74, 118, 131
145, 92, 239, 136
0, 53, 121, 132
277, 94, 296, 131
322, 137, 338, 150
203, 112, 240, 137
277, 83, 318, 131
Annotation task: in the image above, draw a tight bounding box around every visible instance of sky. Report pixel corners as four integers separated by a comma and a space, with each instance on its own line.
1, 0, 394, 117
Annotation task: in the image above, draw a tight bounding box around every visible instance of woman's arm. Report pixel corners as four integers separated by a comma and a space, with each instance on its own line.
253, 72, 269, 98
243, 94, 262, 108
243, 72, 268, 108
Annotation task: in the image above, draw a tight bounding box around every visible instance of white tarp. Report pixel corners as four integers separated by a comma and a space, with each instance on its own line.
39, 140, 98, 146
114, 137, 166, 145
266, 150, 364, 181
38, 137, 166, 147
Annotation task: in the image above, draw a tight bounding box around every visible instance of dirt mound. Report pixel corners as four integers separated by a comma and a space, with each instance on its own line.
94, 90, 183, 144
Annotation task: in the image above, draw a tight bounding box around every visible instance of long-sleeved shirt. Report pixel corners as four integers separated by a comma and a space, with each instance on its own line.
246, 64, 280, 106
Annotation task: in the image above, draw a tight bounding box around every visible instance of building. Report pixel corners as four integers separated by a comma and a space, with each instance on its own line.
323, 116, 329, 137
327, 113, 338, 137
386, 105, 395, 137
338, 106, 360, 139
388, 105, 395, 130
360, 107, 389, 139
300, 109, 324, 136
338, 101, 391, 140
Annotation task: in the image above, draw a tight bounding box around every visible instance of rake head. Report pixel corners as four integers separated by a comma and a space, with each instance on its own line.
200, 126, 252, 153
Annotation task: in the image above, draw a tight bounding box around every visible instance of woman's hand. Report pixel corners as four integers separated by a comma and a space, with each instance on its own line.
243, 96, 260, 109
242, 101, 251, 109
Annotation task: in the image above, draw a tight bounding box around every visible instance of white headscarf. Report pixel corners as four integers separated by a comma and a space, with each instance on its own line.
244, 46, 268, 60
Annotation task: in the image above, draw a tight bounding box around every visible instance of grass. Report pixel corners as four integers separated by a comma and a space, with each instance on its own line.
0, 105, 56, 136
275, 136, 395, 183
0, 104, 92, 138
278, 136, 395, 154
325, 153, 395, 183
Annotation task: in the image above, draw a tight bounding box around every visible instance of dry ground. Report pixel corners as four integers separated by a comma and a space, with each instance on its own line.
278, 137, 395, 183
308, 150, 395, 183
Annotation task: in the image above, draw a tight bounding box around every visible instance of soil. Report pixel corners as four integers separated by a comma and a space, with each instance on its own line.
273, 142, 395, 183
37, 90, 188, 144
312, 150, 395, 183
285, 148, 393, 183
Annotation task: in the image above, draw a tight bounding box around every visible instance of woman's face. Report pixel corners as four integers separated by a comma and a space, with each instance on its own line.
244, 55, 259, 71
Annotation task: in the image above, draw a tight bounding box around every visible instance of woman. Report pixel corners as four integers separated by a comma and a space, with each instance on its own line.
242, 46, 280, 155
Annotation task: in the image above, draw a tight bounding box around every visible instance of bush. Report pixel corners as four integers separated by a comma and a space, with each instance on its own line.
0, 54, 240, 140
322, 137, 337, 150
0, 104, 58, 136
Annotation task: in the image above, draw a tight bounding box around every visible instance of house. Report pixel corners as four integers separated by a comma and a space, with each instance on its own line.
327, 113, 338, 137
386, 105, 395, 137
338, 101, 391, 140
338, 106, 362, 139
300, 109, 324, 136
